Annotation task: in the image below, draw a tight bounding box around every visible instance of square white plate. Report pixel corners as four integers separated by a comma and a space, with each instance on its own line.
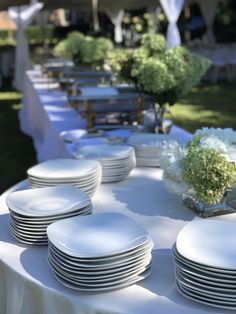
7, 185, 91, 217
47, 213, 151, 258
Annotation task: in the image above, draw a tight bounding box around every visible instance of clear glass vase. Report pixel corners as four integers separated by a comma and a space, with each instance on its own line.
182, 193, 235, 218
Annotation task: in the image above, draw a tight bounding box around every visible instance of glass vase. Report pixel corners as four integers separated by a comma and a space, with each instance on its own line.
182, 193, 236, 218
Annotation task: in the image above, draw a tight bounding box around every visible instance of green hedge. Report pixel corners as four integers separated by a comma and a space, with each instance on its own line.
0, 24, 57, 46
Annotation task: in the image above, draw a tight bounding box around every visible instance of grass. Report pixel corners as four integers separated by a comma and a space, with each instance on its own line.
171, 83, 236, 133
1, 81, 236, 193
0, 90, 36, 194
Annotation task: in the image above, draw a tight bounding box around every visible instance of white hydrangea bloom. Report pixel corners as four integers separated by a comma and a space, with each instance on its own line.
162, 174, 190, 195
160, 140, 187, 182
199, 136, 227, 152
195, 128, 236, 163
226, 145, 236, 162
195, 128, 236, 144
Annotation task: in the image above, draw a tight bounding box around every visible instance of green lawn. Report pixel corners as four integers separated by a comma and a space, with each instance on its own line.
1, 82, 236, 193
0, 91, 36, 193
171, 83, 236, 133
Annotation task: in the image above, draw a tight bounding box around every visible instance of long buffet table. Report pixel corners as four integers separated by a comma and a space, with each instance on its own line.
3, 69, 232, 313
20, 70, 192, 162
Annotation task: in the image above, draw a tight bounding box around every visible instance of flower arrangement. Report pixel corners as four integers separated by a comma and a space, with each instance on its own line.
107, 34, 210, 132
160, 128, 236, 205
54, 31, 113, 69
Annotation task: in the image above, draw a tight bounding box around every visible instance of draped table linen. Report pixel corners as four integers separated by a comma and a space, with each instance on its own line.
0, 168, 234, 314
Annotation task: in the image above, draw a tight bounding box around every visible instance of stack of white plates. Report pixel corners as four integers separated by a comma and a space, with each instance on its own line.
6, 186, 92, 245
127, 134, 176, 167
27, 159, 102, 197
173, 219, 236, 310
74, 144, 135, 183
47, 213, 153, 292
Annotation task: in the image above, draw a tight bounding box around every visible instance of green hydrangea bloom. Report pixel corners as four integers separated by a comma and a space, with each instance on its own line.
138, 57, 175, 94
183, 145, 236, 204
141, 33, 166, 56
54, 31, 113, 68
93, 37, 114, 65
65, 31, 85, 55
54, 40, 71, 59
108, 34, 210, 108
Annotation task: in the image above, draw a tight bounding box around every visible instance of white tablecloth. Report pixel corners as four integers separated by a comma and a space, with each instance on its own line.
1, 168, 234, 314
20, 70, 192, 163
20, 71, 87, 162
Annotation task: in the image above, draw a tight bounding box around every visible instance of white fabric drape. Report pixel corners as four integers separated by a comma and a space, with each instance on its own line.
92, 0, 100, 31
105, 8, 124, 43
197, 0, 219, 44
159, 0, 185, 49
8, 0, 43, 91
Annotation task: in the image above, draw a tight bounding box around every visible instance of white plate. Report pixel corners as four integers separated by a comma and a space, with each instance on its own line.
128, 134, 176, 147
176, 280, 236, 310
176, 270, 236, 302
49, 257, 150, 286
176, 267, 236, 291
28, 178, 101, 189
74, 144, 134, 160
10, 224, 48, 239
10, 210, 92, 231
10, 205, 92, 223
60, 129, 87, 143
176, 219, 236, 270
47, 213, 151, 258
48, 251, 151, 280
177, 267, 236, 288
7, 186, 90, 217
177, 279, 236, 305
49, 242, 152, 276
173, 244, 236, 275
28, 167, 102, 181
174, 259, 236, 281
51, 267, 151, 292
49, 243, 152, 269
49, 239, 153, 264
28, 159, 101, 180
10, 228, 48, 245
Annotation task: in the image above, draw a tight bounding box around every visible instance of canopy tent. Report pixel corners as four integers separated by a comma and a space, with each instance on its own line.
0, 0, 29, 11
3, 0, 222, 47
2, 0, 222, 91
8, 0, 43, 91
